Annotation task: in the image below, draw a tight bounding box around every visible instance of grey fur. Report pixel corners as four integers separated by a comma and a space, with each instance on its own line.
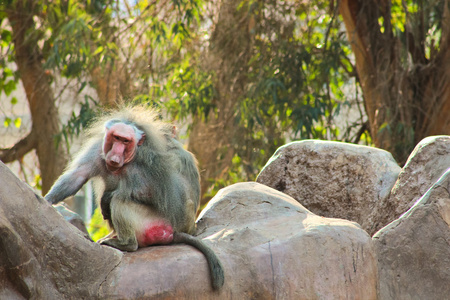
45, 106, 224, 290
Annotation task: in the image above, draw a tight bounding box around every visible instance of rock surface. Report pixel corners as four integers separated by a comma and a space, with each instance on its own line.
373, 168, 450, 299
100, 182, 378, 299
256, 140, 401, 232
54, 202, 91, 239
368, 135, 450, 235
0, 162, 122, 299
198, 182, 378, 299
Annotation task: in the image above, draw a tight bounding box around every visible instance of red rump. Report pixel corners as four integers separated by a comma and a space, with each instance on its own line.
139, 221, 174, 246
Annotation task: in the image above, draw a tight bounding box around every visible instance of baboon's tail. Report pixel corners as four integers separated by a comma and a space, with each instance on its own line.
173, 232, 225, 290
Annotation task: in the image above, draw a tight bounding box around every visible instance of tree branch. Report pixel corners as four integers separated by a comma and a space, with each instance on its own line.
352, 121, 369, 144
8, 0, 67, 193
0, 132, 37, 163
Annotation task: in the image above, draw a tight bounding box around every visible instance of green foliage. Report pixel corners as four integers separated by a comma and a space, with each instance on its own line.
43, 0, 115, 77
389, 0, 445, 61
0, 68, 17, 96
163, 60, 216, 121
55, 96, 98, 152
32, 174, 42, 191
158, 0, 358, 189
3, 116, 21, 128
87, 207, 109, 242
236, 0, 357, 179
0, 26, 20, 124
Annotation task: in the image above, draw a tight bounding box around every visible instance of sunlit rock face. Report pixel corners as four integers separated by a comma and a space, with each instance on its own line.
256, 140, 401, 233
374, 168, 450, 300
370, 135, 450, 235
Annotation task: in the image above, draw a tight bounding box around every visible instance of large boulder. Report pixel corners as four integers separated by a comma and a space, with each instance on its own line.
368, 135, 450, 235
256, 140, 401, 232
373, 168, 450, 299
203, 182, 378, 298
0, 162, 122, 299
100, 182, 378, 299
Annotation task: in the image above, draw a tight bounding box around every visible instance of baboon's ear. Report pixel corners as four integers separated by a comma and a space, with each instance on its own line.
138, 133, 146, 146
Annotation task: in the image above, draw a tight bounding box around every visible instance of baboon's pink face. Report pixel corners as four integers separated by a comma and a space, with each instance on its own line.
103, 123, 144, 173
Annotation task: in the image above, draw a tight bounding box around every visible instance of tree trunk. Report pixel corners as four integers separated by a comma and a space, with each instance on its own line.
90, 65, 130, 106
188, 0, 254, 204
7, 0, 67, 194
340, 0, 450, 164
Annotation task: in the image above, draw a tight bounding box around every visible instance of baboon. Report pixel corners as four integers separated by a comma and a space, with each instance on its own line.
45, 106, 224, 290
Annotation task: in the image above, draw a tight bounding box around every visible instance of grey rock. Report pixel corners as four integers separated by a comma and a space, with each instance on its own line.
54, 202, 92, 240
369, 135, 450, 235
256, 140, 400, 233
100, 182, 378, 299
0, 162, 121, 299
373, 168, 450, 300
